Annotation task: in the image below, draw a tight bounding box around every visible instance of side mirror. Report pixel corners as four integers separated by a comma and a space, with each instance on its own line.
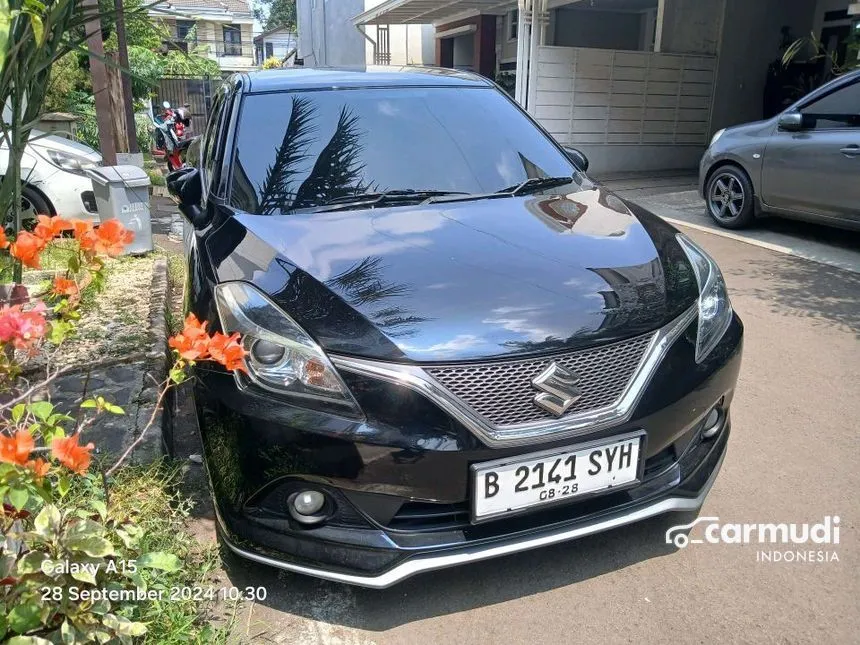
563, 147, 589, 172
166, 167, 208, 228
778, 111, 803, 132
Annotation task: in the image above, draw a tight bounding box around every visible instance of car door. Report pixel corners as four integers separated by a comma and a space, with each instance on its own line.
760, 76, 860, 224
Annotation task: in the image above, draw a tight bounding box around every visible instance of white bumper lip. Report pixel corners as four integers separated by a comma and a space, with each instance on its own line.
217, 447, 726, 589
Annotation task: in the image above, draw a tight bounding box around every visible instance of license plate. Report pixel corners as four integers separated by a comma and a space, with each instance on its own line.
471, 432, 645, 521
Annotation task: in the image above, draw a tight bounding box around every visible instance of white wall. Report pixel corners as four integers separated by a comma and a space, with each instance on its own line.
533, 46, 716, 173
364, 23, 432, 65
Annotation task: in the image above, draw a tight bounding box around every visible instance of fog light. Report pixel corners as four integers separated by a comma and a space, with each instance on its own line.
702, 407, 721, 439
293, 490, 325, 515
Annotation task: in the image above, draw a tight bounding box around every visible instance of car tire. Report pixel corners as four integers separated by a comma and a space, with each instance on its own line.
705, 165, 755, 229
5, 185, 52, 231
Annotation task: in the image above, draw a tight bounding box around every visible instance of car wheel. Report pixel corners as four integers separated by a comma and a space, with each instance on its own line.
706, 166, 755, 229
5, 186, 51, 231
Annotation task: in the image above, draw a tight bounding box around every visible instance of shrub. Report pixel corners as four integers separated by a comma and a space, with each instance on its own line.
262, 56, 282, 70
0, 217, 245, 641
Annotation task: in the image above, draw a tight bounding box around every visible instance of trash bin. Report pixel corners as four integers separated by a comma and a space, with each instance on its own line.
86, 165, 153, 254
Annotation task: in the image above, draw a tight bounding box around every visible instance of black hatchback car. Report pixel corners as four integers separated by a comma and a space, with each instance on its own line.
168, 67, 743, 588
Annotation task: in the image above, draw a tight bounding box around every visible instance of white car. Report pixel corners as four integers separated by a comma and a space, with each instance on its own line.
0, 130, 103, 224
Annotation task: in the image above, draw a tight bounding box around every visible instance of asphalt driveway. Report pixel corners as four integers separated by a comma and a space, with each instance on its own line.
210, 218, 859, 644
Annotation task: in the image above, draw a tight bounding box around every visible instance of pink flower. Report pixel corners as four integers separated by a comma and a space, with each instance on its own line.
0, 303, 48, 350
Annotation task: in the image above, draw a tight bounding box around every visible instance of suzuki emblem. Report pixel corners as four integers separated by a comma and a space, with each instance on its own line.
531, 362, 583, 417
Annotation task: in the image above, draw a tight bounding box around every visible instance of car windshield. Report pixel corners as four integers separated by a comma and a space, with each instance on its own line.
229, 86, 579, 214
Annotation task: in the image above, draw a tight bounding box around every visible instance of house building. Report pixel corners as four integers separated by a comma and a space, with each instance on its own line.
254, 26, 299, 65
149, 0, 256, 73
353, 0, 860, 174
296, 0, 434, 67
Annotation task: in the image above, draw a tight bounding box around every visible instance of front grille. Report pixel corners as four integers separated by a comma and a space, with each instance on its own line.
425, 332, 655, 427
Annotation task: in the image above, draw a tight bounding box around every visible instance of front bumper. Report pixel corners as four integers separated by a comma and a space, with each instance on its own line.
196, 314, 742, 588
216, 428, 727, 588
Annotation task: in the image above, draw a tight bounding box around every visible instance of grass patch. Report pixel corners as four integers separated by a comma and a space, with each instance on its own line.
164, 252, 186, 335
105, 461, 235, 644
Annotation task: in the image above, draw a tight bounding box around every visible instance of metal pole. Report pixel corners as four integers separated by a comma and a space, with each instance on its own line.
114, 0, 139, 153
82, 0, 117, 165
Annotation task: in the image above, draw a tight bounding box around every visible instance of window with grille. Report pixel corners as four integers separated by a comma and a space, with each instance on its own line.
376, 25, 391, 65
223, 25, 242, 56
265, 42, 274, 58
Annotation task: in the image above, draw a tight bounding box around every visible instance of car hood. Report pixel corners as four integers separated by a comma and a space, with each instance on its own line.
28, 129, 102, 163
208, 185, 699, 362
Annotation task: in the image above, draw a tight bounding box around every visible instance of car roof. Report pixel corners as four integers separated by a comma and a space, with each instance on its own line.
242, 66, 495, 93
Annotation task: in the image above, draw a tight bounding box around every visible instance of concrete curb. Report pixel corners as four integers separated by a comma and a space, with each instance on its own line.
130, 256, 171, 465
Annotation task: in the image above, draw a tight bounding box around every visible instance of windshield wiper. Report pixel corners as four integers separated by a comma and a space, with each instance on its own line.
310, 189, 470, 211
422, 176, 576, 206
498, 176, 575, 196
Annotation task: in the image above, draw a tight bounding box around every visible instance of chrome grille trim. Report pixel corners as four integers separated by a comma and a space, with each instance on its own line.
331, 305, 697, 448
425, 333, 655, 427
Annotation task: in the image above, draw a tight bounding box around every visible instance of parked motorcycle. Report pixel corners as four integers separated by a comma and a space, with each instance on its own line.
149, 100, 193, 171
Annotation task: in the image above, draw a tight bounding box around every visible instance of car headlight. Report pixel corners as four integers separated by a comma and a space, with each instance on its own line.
34, 147, 101, 176
709, 128, 725, 148
214, 281, 362, 415
676, 234, 733, 363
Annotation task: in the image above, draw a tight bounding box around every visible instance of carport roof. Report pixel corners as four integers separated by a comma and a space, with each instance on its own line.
353, 0, 515, 25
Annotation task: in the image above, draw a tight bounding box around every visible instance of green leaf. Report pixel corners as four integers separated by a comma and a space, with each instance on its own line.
8, 487, 27, 510
104, 403, 125, 415
102, 614, 147, 637
8, 637, 54, 645
57, 475, 70, 498
80, 399, 97, 409
28, 14, 43, 46
60, 619, 75, 644
7, 602, 42, 635
34, 504, 61, 538
27, 401, 54, 422
136, 551, 181, 572
64, 535, 113, 557
16, 550, 47, 575
90, 597, 111, 615
11, 403, 26, 423
70, 566, 96, 585
89, 499, 107, 519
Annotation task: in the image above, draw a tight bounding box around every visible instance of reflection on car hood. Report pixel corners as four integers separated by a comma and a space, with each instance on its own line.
208, 185, 699, 362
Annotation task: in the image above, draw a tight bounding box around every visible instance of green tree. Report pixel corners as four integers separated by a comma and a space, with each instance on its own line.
255, 0, 296, 31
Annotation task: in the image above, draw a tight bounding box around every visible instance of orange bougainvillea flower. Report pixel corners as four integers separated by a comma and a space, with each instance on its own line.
33, 214, 72, 242
93, 220, 134, 257
51, 434, 95, 474
168, 313, 211, 360
52, 277, 79, 297
208, 332, 247, 373
70, 219, 97, 252
0, 430, 35, 466
0, 228, 8, 250
27, 458, 50, 480
9, 231, 47, 269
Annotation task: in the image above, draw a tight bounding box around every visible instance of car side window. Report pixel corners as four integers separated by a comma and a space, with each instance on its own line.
202, 92, 226, 189
800, 80, 860, 130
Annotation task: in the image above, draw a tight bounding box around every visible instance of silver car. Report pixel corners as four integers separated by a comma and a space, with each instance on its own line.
699, 69, 860, 231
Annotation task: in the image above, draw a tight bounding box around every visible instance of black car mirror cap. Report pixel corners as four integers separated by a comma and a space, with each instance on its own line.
563, 147, 589, 172
166, 167, 209, 229
778, 111, 804, 132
